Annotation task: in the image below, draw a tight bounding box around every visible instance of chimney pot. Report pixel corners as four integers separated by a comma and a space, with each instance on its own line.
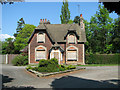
80, 14, 82, 17
43, 19, 44, 21
45, 19, 47, 21
40, 19, 42, 21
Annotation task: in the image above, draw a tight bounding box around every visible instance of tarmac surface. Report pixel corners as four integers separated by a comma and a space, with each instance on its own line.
1, 64, 119, 88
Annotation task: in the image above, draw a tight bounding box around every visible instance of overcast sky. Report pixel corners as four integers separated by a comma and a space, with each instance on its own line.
1, 1, 118, 41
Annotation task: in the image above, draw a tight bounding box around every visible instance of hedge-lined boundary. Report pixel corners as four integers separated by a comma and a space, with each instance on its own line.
85, 54, 120, 64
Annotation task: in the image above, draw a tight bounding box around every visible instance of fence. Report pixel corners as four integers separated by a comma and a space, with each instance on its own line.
0, 54, 19, 64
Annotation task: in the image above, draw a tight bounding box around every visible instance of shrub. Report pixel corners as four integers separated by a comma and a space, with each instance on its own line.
12, 55, 28, 66
38, 59, 49, 67
59, 65, 67, 71
37, 58, 59, 72
66, 65, 76, 70
50, 58, 58, 65
26, 66, 32, 70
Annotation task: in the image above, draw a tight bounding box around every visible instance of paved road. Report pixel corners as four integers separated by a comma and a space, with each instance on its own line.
1, 64, 119, 88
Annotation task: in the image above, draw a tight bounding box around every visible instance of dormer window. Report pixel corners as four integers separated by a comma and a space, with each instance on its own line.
37, 32, 45, 43
68, 34, 76, 44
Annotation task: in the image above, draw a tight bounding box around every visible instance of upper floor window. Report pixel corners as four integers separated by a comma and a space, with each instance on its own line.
37, 32, 45, 43
68, 34, 76, 44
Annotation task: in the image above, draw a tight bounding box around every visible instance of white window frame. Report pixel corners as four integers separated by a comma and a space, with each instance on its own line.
67, 34, 76, 44
66, 46, 78, 61
35, 45, 47, 61
37, 32, 45, 43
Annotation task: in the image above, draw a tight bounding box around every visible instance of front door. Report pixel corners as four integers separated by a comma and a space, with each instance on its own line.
54, 52, 59, 60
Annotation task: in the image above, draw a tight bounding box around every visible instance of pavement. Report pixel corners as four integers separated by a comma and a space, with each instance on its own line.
0, 64, 119, 88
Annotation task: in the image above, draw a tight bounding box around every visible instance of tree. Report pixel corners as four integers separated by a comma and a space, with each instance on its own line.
2, 38, 15, 54
88, 4, 113, 54
14, 18, 25, 37
14, 24, 36, 52
111, 17, 120, 53
68, 20, 73, 24
60, 0, 70, 24
73, 16, 80, 24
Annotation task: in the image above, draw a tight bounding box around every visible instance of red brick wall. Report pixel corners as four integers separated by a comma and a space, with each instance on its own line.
29, 31, 52, 63
29, 31, 84, 65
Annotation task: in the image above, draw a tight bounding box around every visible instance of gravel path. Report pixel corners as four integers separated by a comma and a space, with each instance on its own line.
1, 64, 119, 88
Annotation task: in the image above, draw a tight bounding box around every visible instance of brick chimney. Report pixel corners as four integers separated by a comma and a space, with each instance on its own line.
40, 19, 50, 24
80, 14, 84, 29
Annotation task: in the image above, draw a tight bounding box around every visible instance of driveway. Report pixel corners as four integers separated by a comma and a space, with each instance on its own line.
1, 64, 119, 88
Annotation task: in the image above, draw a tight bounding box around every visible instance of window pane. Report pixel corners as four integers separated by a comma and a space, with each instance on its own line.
36, 51, 46, 60
38, 33, 45, 42
68, 35, 75, 43
67, 51, 77, 60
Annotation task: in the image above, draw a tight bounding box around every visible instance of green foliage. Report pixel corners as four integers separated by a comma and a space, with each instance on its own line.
14, 18, 25, 37
2, 38, 17, 54
38, 59, 49, 67
68, 20, 73, 24
84, 4, 116, 54
37, 58, 58, 72
14, 24, 36, 52
26, 66, 32, 70
73, 16, 80, 24
60, 0, 70, 24
30, 58, 76, 72
85, 54, 120, 64
12, 55, 28, 66
59, 65, 67, 71
66, 65, 76, 70
50, 58, 58, 65
111, 17, 120, 53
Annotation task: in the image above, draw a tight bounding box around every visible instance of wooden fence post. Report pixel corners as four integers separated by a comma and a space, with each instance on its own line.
6, 54, 8, 64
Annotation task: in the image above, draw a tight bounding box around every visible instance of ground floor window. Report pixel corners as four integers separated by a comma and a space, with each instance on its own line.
67, 50, 77, 61
35, 46, 46, 61
66, 46, 78, 61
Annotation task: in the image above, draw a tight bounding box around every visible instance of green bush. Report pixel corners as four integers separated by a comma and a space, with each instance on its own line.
37, 58, 59, 72
26, 66, 32, 70
50, 58, 58, 65
59, 65, 67, 71
38, 59, 49, 67
28, 58, 77, 72
66, 65, 76, 70
12, 55, 28, 66
85, 54, 120, 64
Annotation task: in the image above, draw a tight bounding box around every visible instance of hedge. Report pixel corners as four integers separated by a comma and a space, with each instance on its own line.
85, 54, 120, 64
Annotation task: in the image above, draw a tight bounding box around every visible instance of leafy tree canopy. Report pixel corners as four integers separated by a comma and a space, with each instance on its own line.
60, 0, 70, 24
14, 24, 36, 52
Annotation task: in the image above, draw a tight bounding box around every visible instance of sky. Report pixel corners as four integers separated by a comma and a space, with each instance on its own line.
1, 1, 118, 41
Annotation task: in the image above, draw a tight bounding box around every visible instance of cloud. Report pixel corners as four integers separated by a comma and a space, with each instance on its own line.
0, 34, 15, 41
